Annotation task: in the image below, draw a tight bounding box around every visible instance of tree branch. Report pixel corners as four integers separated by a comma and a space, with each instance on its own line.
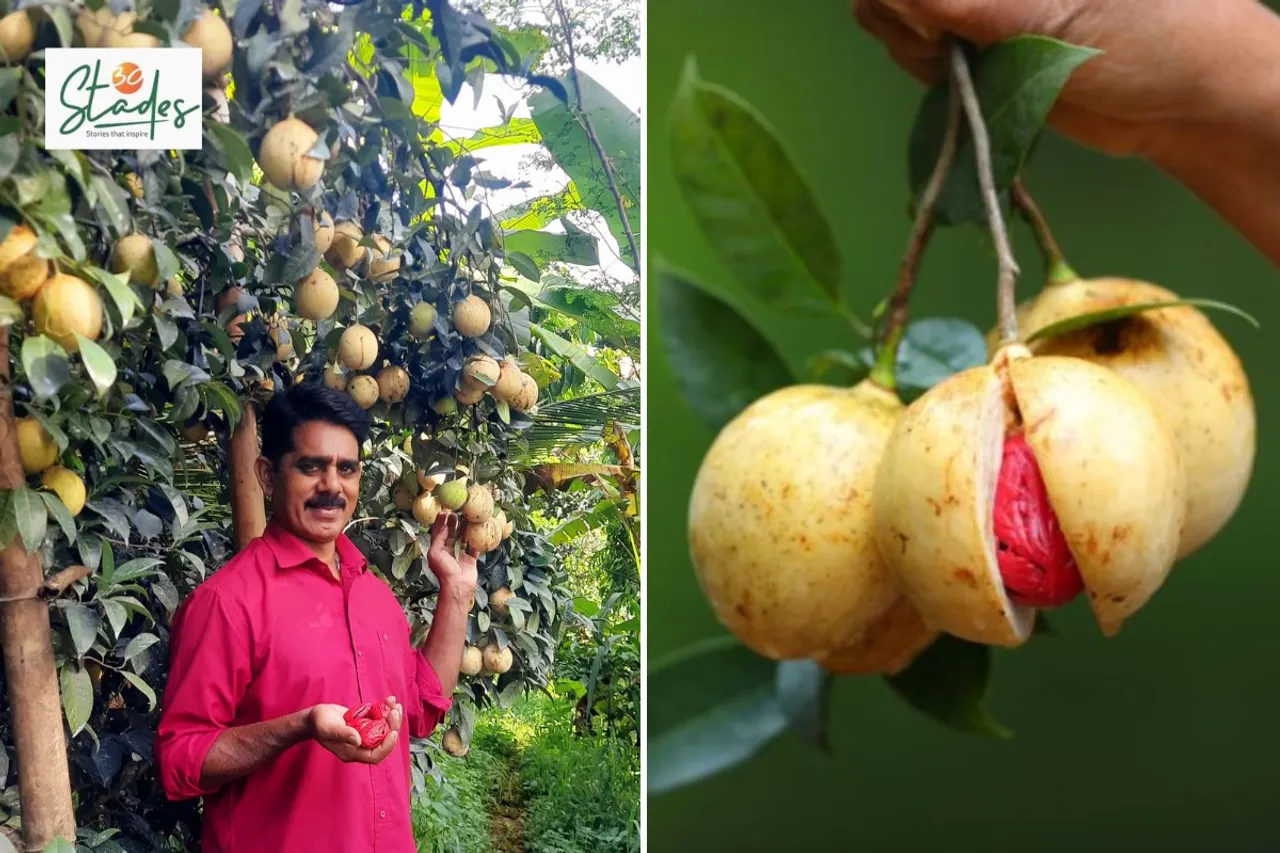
550, 0, 640, 274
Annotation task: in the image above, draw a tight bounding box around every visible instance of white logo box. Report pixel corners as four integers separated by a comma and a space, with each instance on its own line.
44, 47, 204, 150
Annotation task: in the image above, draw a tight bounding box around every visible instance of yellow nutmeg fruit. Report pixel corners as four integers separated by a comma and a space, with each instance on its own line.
1002, 276, 1254, 560
442, 728, 468, 757
41, 466, 86, 516
346, 374, 378, 409
294, 267, 339, 322
452, 295, 491, 337
0, 252, 51, 302
337, 324, 378, 370
110, 234, 161, 287
690, 379, 934, 667
325, 221, 365, 270
0, 223, 36, 274
180, 8, 233, 80
873, 344, 1185, 648
480, 643, 512, 675
32, 274, 104, 352
16, 416, 58, 474
459, 645, 482, 676
0, 11, 36, 63
376, 365, 410, 404
258, 116, 324, 192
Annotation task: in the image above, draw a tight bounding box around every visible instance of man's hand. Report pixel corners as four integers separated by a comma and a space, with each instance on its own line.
427, 513, 479, 593
310, 699, 402, 765
853, 0, 1271, 158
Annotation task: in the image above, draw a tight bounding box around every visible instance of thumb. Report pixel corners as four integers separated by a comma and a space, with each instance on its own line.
430, 513, 448, 544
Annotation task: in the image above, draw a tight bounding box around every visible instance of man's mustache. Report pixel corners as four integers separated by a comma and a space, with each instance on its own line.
306, 493, 347, 509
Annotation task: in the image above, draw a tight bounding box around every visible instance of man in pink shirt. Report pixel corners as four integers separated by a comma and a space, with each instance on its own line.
155, 382, 477, 852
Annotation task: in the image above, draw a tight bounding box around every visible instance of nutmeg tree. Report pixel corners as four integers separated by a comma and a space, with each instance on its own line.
0, 0, 637, 849
650, 39, 1258, 795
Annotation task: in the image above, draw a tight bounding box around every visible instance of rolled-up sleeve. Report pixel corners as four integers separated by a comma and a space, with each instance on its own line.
155, 587, 252, 800
405, 647, 451, 739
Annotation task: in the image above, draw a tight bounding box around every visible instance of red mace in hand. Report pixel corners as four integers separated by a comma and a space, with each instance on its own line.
344, 702, 392, 748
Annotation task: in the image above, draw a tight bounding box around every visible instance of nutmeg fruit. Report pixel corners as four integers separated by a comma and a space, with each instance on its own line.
688, 379, 935, 666
1000, 276, 1254, 560
873, 344, 1186, 647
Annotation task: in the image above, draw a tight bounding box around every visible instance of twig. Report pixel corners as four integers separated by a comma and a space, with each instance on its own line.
1011, 178, 1076, 286
550, 0, 640, 274
948, 40, 1020, 345
0, 565, 93, 603
869, 68, 963, 392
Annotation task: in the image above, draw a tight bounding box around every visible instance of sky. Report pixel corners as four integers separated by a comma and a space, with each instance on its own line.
434, 17, 642, 288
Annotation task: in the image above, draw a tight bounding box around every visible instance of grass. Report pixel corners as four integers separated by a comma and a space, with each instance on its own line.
412, 694, 640, 853
520, 725, 640, 853
411, 735, 503, 853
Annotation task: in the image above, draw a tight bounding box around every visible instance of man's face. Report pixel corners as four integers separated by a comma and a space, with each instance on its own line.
258, 420, 362, 545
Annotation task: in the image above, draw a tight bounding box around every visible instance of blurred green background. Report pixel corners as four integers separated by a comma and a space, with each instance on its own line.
645, 1, 1280, 850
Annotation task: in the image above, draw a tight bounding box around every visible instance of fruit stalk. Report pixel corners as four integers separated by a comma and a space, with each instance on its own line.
948, 40, 1021, 345
871, 67, 962, 391
0, 328, 77, 848
1011, 179, 1077, 285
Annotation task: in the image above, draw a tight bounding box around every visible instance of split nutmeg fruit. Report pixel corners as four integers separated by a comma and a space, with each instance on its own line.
688, 379, 935, 671
997, 276, 1255, 560
873, 344, 1186, 647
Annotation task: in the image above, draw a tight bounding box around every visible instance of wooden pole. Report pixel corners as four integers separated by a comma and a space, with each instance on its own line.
0, 328, 76, 850
229, 401, 266, 550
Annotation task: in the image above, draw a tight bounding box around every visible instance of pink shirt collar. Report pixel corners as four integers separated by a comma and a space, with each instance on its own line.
260, 518, 368, 576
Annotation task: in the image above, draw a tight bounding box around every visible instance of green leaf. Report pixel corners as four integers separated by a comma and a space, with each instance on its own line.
88, 174, 129, 236
0, 136, 18, 178
76, 336, 117, 397
885, 634, 1011, 738
909, 37, 1101, 225
0, 295, 20, 326
90, 269, 138, 328
505, 223, 599, 268
39, 491, 76, 545
649, 635, 788, 796
668, 57, 841, 314
507, 250, 541, 282
152, 241, 180, 283
102, 599, 126, 638
154, 313, 179, 351
60, 662, 93, 736
207, 123, 255, 185
775, 660, 833, 752
857, 318, 988, 394
529, 70, 640, 270
39, 838, 74, 853
123, 632, 160, 664
495, 399, 510, 424
21, 335, 71, 399
0, 67, 21, 112
656, 262, 793, 432
120, 670, 156, 711
11, 487, 47, 552
806, 348, 866, 385
529, 324, 619, 390
63, 601, 101, 658
1023, 298, 1260, 344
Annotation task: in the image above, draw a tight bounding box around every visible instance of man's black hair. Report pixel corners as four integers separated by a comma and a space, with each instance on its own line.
260, 381, 371, 466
